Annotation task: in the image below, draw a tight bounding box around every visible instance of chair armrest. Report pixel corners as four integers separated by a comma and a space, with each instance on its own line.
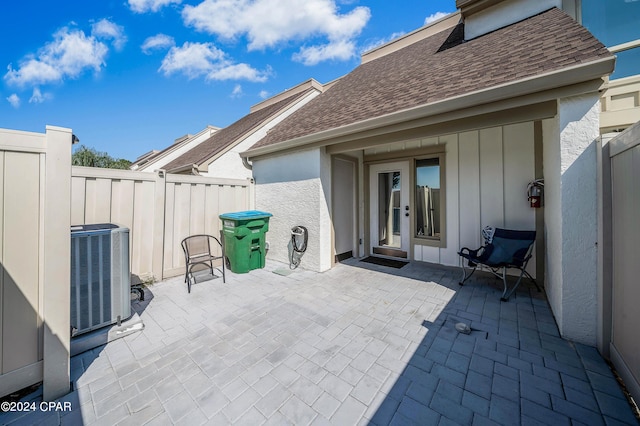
459, 246, 481, 258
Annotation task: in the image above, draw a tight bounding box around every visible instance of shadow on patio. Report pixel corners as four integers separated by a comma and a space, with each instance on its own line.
354, 260, 638, 425
1, 259, 637, 425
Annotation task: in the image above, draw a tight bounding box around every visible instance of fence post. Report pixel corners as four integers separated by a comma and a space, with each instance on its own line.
152, 170, 167, 281
42, 126, 72, 400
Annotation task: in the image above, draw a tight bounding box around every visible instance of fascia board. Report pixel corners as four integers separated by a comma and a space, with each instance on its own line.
141, 126, 217, 171
242, 56, 615, 159
199, 89, 321, 169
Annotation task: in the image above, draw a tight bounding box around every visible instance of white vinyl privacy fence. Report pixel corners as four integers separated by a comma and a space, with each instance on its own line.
71, 167, 254, 281
0, 126, 72, 401
608, 122, 640, 405
0, 133, 254, 401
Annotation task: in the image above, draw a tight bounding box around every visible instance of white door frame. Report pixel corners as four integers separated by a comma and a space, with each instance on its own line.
369, 161, 410, 257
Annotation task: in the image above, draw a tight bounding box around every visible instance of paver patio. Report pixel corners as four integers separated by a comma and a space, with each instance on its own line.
1, 259, 638, 425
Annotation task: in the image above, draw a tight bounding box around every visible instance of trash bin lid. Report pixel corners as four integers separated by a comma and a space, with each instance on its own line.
219, 210, 272, 220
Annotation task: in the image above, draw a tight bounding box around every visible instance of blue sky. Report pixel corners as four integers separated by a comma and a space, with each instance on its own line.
1, 0, 456, 161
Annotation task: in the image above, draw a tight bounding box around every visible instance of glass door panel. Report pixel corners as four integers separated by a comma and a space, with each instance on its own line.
369, 161, 410, 257
377, 171, 401, 248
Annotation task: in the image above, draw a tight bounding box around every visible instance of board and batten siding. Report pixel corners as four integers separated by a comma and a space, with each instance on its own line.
413, 122, 538, 277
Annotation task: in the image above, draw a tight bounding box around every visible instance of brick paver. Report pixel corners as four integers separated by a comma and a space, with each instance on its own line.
1, 259, 637, 425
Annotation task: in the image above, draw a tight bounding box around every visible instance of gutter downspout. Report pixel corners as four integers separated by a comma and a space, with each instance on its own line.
242, 155, 253, 170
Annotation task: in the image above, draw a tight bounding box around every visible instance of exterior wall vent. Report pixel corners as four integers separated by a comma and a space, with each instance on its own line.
70, 224, 131, 336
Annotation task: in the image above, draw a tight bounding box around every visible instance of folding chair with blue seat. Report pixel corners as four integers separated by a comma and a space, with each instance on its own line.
458, 228, 540, 301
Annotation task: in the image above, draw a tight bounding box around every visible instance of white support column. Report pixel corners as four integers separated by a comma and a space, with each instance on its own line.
543, 93, 601, 345
42, 126, 72, 400
319, 147, 333, 272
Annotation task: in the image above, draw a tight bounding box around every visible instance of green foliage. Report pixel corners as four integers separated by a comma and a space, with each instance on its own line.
72, 145, 132, 169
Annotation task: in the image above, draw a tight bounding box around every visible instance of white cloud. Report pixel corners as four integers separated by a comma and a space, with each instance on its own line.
92, 19, 127, 51
159, 42, 269, 82
128, 0, 181, 13
6, 94, 20, 108
231, 84, 243, 98
5, 60, 61, 87
182, 0, 370, 65
259, 90, 269, 99
160, 42, 225, 78
425, 11, 450, 25
4, 25, 112, 87
207, 63, 270, 82
293, 39, 355, 65
29, 87, 52, 103
141, 34, 175, 54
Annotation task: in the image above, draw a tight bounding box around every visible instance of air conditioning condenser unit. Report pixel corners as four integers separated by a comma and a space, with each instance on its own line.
70, 223, 131, 336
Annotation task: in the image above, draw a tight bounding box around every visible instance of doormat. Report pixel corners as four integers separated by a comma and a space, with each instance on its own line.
361, 256, 408, 269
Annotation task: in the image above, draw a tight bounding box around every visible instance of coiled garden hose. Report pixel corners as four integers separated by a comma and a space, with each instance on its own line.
289, 226, 308, 269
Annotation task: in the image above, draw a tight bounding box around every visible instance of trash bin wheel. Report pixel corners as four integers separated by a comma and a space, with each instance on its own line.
225, 256, 231, 269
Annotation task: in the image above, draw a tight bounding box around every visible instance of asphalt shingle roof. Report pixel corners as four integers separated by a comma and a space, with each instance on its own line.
253, 8, 612, 150
164, 88, 315, 171
131, 138, 185, 168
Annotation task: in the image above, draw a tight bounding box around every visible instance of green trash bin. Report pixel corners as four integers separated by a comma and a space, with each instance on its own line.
219, 210, 272, 273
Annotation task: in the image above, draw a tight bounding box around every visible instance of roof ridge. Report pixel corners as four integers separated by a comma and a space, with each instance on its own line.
247, 8, 612, 152
250, 79, 325, 113
163, 87, 318, 171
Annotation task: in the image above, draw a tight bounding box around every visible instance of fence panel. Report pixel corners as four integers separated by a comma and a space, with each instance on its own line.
71, 168, 253, 282
162, 174, 252, 278
0, 126, 71, 401
609, 123, 640, 404
71, 168, 157, 281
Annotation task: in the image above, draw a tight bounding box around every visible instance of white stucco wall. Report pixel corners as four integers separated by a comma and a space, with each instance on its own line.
544, 92, 601, 345
464, 0, 561, 40
253, 148, 332, 272
206, 90, 320, 180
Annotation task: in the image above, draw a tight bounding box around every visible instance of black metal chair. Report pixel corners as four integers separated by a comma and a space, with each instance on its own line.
458, 228, 540, 301
181, 234, 225, 293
